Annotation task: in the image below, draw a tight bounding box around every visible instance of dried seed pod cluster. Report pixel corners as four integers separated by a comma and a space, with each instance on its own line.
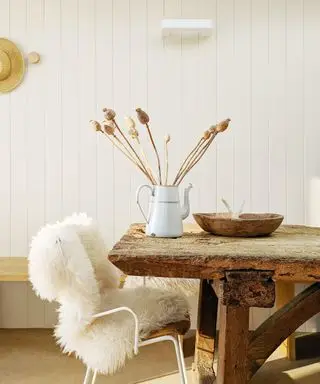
91, 107, 230, 185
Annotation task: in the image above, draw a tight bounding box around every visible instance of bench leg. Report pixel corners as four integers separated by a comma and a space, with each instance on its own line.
276, 281, 296, 360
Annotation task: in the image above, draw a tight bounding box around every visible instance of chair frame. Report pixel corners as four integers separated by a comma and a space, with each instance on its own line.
83, 306, 188, 384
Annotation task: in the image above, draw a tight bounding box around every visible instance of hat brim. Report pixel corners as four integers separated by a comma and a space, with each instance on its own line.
0, 38, 25, 93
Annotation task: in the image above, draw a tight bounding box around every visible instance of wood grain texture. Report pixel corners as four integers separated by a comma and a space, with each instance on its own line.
1, 0, 320, 331
193, 213, 283, 237
217, 304, 250, 384
248, 282, 320, 376
216, 271, 275, 308
194, 280, 218, 384
0, 258, 28, 282
109, 224, 320, 282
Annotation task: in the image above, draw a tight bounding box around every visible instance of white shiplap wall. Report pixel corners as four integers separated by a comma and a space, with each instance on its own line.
0, 0, 320, 329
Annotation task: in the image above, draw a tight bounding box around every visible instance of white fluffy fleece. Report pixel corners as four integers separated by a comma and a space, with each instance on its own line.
28, 213, 189, 375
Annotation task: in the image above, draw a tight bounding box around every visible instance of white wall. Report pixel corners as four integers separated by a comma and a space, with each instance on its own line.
1, 0, 320, 329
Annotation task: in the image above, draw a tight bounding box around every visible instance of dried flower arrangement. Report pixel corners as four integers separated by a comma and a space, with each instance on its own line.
91, 107, 230, 186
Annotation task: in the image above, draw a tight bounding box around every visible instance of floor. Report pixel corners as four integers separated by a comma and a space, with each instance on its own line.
1, 330, 320, 384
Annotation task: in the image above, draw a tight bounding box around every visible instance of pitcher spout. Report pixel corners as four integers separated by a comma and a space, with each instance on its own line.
181, 183, 193, 220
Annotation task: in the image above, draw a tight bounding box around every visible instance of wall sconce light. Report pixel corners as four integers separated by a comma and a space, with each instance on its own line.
161, 19, 213, 37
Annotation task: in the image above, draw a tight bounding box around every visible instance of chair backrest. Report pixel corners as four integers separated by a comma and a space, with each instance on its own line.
28, 213, 121, 320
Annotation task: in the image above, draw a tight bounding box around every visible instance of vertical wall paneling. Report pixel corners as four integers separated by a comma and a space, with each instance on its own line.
96, 0, 115, 247
0, 0, 10, 327
43, 0, 62, 327
113, 0, 132, 241
180, 0, 201, 215
269, 0, 286, 218
163, 0, 182, 188
286, 0, 304, 225
1, 0, 320, 330
303, 0, 320, 332
146, 0, 165, 201
233, 0, 251, 217
26, 0, 46, 327
250, 0, 271, 329
216, 0, 235, 212
250, 0, 269, 214
129, 0, 149, 224
78, 0, 97, 219
61, 0, 80, 216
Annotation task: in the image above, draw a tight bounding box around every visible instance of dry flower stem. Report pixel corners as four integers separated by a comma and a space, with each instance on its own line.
145, 122, 162, 185
176, 118, 230, 185
172, 138, 205, 185
175, 131, 218, 185
102, 132, 154, 183
164, 135, 170, 185
135, 136, 157, 185
112, 118, 151, 178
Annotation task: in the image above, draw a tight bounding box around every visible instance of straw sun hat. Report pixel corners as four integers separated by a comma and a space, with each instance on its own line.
0, 38, 25, 93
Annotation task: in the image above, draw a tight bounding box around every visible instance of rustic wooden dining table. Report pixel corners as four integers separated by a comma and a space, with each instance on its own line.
108, 223, 320, 384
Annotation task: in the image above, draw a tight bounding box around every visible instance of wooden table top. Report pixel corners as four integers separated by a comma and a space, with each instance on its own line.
109, 223, 320, 282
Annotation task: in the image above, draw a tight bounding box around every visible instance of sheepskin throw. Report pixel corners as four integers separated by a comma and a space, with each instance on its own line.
28, 214, 189, 375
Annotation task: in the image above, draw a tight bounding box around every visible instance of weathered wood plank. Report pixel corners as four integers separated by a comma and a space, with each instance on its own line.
194, 279, 218, 384
217, 304, 250, 384
215, 271, 275, 308
109, 224, 320, 282
248, 282, 320, 377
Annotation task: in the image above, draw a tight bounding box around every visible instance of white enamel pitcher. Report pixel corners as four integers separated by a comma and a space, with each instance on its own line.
136, 184, 193, 238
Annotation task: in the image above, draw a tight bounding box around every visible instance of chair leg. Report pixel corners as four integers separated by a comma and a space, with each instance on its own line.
171, 336, 188, 384
91, 370, 98, 384
139, 335, 188, 384
178, 335, 188, 384
83, 367, 92, 384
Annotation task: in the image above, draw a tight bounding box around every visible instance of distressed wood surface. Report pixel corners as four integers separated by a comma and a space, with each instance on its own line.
193, 280, 218, 384
248, 282, 320, 378
217, 304, 250, 384
109, 224, 320, 282
215, 271, 275, 308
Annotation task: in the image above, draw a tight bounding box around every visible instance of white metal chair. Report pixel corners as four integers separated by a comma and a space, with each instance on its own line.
28, 214, 189, 384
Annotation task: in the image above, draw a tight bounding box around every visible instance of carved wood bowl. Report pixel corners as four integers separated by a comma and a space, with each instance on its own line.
192, 212, 284, 237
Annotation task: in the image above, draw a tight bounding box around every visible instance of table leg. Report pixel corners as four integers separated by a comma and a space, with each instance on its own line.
217, 304, 250, 384
276, 281, 296, 360
214, 270, 275, 384
194, 279, 218, 384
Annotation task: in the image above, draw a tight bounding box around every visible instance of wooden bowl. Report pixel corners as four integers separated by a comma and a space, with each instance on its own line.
192, 212, 284, 237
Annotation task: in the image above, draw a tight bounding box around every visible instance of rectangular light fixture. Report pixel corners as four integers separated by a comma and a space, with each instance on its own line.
161, 19, 213, 37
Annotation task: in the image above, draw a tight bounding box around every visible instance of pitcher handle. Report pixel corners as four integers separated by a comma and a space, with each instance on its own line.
136, 184, 153, 223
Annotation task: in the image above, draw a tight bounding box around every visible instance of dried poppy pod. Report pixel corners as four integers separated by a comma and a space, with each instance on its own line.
209, 124, 217, 133
102, 108, 116, 120
203, 130, 211, 140
136, 108, 150, 124
125, 116, 136, 130
103, 123, 115, 136
216, 118, 231, 133
164, 134, 171, 143
128, 127, 139, 139
90, 120, 102, 132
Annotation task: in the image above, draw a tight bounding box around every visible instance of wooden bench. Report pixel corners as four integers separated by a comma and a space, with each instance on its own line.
0, 257, 28, 281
